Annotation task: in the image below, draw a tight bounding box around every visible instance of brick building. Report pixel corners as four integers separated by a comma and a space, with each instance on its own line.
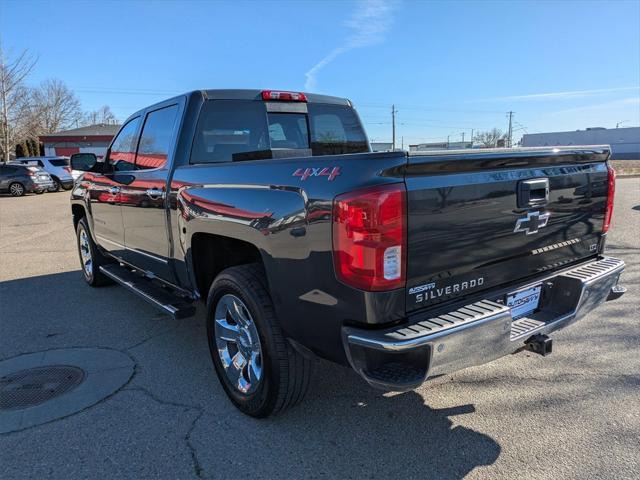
39, 124, 120, 159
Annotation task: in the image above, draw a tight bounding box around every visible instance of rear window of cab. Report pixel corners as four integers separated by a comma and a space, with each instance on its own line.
190, 100, 368, 163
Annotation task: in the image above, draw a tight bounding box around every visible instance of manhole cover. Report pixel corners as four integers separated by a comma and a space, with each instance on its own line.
0, 348, 134, 433
0, 365, 86, 411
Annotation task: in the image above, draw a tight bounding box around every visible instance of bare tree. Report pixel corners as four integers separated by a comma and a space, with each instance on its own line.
84, 105, 117, 125
29, 78, 83, 134
0, 43, 37, 163
474, 128, 505, 148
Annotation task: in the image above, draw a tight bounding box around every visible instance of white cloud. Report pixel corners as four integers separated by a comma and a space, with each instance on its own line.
305, 0, 396, 91
478, 86, 640, 102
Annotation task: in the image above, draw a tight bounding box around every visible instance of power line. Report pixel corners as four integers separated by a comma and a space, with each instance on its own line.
513, 121, 528, 134
356, 102, 505, 114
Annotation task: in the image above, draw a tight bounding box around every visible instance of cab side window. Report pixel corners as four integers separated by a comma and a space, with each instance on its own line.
135, 105, 179, 170
108, 117, 141, 171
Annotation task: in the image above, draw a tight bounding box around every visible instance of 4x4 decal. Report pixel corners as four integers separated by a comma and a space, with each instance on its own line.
293, 167, 341, 181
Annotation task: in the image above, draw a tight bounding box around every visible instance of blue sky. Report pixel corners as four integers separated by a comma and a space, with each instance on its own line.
1, 0, 639, 145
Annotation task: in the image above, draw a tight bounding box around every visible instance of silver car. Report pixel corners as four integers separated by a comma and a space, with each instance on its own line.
0, 164, 55, 196
11, 156, 74, 191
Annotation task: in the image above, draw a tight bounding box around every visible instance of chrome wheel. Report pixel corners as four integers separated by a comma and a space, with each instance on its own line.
9, 183, 24, 196
79, 228, 93, 278
214, 294, 262, 395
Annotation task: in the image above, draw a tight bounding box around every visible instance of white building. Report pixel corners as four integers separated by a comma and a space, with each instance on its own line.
521, 127, 640, 160
409, 141, 472, 152
370, 142, 393, 152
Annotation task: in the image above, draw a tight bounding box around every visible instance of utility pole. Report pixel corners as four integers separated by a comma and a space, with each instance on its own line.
461, 132, 465, 144
471, 129, 474, 144
507, 111, 514, 148
391, 104, 397, 151
447, 135, 450, 148
401, 136, 404, 150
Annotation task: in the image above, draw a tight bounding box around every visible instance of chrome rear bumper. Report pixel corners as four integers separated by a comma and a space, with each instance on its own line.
343, 257, 625, 390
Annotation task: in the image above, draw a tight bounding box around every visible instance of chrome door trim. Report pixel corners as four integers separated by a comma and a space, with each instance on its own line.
124, 246, 169, 264
95, 235, 125, 249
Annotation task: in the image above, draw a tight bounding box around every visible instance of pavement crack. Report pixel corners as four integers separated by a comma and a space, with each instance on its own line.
124, 320, 184, 352
123, 386, 206, 478
186, 407, 206, 478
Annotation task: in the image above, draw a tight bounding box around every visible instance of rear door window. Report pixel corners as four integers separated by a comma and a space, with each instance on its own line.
135, 104, 179, 170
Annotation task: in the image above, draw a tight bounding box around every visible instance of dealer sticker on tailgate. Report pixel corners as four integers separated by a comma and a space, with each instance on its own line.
506, 285, 542, 319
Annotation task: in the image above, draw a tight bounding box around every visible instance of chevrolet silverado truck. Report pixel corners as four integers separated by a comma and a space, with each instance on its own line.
69, 89, 625, 417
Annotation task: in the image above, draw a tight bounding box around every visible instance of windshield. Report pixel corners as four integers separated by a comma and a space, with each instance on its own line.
191, 100, 368, 163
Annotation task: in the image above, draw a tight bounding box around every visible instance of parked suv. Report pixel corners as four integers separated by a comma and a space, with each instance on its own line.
0, 163, 54, 196
11, 156, 74, 191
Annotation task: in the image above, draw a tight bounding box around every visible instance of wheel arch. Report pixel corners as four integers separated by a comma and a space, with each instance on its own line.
71, 203, 87, 230
190, 232, 265, 300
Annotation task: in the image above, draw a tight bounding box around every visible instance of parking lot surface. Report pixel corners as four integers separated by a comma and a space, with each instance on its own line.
1, 179, 638, 479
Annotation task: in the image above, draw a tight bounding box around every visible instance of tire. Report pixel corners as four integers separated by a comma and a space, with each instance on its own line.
206, 264, 312, 417
50, 178, 61, 192
9, 182, 25, 197
76, 217, 113, 286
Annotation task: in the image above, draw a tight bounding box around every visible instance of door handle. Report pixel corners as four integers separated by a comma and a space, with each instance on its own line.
146, 188, 165, 200
517, 178, 549, 208
109, 186, 120, 195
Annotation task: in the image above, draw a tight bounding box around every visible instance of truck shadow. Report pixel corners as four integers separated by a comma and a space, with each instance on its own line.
0, 270, 501, 478
278, 367, 502, 478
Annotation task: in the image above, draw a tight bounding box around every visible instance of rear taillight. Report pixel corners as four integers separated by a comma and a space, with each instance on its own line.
261, 90, 307, 102
332, 183, 406, 291
26, 167, 39, 177
602, 164, 616, 233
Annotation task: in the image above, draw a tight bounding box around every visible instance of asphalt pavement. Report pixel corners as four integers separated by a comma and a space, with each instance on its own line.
1, 178, 638, 479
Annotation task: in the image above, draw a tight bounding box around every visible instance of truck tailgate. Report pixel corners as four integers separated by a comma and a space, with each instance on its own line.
404, 146, 611, 312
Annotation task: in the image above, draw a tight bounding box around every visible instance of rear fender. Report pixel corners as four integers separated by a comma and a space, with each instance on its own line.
178, 184, 309, 306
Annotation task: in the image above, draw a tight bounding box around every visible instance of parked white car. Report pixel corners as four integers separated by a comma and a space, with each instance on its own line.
10, 156, 75, 191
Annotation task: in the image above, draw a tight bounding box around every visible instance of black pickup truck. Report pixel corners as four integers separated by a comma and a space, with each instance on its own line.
70, 89, 625, 417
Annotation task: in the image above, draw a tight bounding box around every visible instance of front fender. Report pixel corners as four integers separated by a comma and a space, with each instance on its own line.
70, 176, 95, 240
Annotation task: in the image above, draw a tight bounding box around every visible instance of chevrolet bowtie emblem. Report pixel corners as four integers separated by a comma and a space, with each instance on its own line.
514, 211, 550, 235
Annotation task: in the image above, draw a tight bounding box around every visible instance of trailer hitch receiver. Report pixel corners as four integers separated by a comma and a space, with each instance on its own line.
525, 334, 553, 356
